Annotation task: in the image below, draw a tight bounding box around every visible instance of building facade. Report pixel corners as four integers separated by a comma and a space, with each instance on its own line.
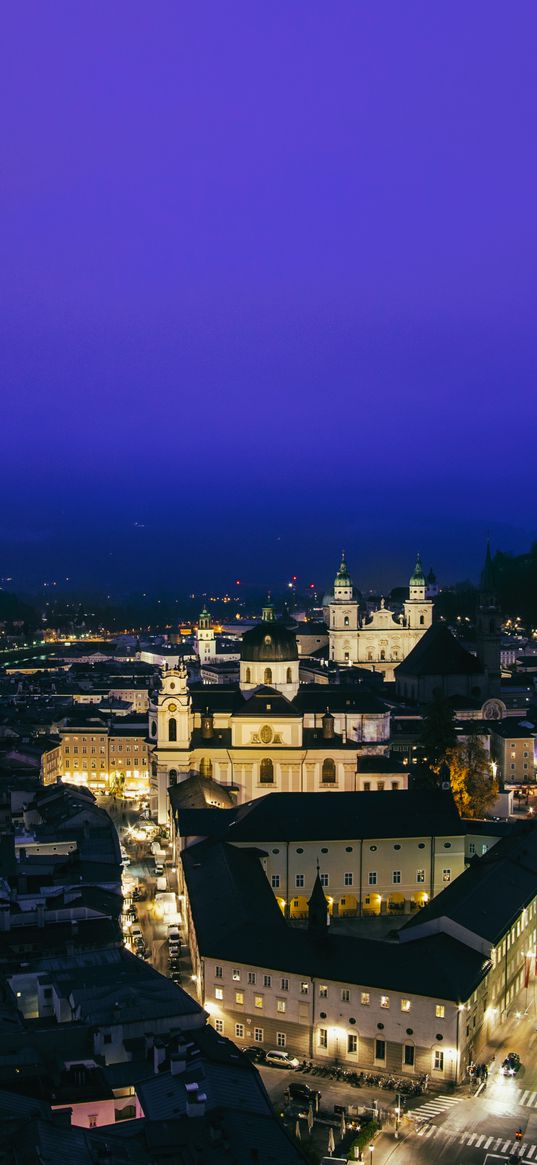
181, 839, 490, 1082
327, 554, 434, 680
48, 716, 150, 798
148, 627, 403, 822
175, 789, 466, 919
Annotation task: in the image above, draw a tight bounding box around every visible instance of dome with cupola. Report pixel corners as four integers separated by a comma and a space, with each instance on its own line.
241, 619, 298, 663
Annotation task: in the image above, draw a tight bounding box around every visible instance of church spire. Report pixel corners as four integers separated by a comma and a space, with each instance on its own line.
336, 551, 351, 582
480, 540, 495, 596
308, 863, 329, 936
409, 552, 425, 588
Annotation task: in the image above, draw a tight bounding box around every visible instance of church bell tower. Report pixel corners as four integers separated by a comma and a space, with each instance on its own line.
475, 542, 501, 697
148, 661, 193, 822
404, 553, 433, 631
328, 553, 359, 664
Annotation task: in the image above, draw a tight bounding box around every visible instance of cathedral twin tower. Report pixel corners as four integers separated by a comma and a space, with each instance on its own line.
326, 552, 434, 679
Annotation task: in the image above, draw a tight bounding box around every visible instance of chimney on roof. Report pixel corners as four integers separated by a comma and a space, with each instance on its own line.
185, 1083, 207, 1118
153, 1040, 166, 1073
170, 1048, 187, 1076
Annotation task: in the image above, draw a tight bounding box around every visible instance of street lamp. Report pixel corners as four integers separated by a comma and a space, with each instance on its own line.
369, 1144, 374, 1165
394, 1101, 401, 1138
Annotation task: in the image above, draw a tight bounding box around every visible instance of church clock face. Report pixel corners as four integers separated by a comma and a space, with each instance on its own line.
483, 699, 502, 720
260, 724, 273, 744
168, 703, 177, 713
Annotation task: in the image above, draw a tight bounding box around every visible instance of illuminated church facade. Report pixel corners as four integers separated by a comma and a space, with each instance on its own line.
148, 604, 406, 822
326, 553, 434, 680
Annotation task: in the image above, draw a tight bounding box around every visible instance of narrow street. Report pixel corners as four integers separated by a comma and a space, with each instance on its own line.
99, 795, 193, 990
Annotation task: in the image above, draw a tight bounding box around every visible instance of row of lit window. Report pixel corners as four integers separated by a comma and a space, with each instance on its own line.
271, 870, 446, 889
213, 971, 446, 1018
268, 842, 453, 855
64, 744, 145, 755
219, 1022, 444, 1071
219, 1022, 286, 1047
64, 762, 146, 772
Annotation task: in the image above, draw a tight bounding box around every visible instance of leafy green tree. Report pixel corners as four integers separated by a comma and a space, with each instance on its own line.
417, 692, 458, 779
446, 738, 498, 819
464, 737, 499, 818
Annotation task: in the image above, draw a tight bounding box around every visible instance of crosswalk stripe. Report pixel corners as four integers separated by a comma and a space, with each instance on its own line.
412, 1124, 537, 1159
529, 1092, 537, 1106
521, 1090, 530, 1105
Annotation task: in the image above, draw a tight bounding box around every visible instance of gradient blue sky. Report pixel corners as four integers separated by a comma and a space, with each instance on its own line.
1, 3, 536, 594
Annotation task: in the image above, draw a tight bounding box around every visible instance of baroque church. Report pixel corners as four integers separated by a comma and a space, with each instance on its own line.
148, 603, 406, 822
325, 552, 434, 680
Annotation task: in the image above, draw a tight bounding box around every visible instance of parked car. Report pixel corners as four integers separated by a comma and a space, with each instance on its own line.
155, 863, 164, 877
130, 925, 143, 942
265, 1050, 300, 1069
242, 1046, 260, 1062
501, 1052, 521, 1076
288, 1082, 321, 1106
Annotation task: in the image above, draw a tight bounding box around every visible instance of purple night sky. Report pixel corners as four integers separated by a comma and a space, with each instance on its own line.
1, 3, 536, 594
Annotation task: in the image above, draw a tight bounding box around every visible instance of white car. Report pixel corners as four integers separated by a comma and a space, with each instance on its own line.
265, 1050, 300, 1069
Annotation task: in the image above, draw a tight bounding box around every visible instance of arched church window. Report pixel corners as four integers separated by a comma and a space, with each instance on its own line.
151, 720, 157, 737
322, 758, 336, 784
169, 768, 177, 786
286, 667, 292, 683
200, 757, 213, 778
380, 649, 386, 661
419, 615, 424, 626
344, 616, 349, 626
245, 667, 251, 683
260, 758, 274, 784
264, 667, 272, 685
168, 718, 177, 742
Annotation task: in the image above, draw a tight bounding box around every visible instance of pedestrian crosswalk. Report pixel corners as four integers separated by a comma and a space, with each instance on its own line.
416, 1124, 537, 1158
408, 1094, 462, 1121
519, 1089, 537, 1109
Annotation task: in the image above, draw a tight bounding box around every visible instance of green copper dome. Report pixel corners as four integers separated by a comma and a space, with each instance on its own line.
335, 551, 351, 582
409, 553, 425, 587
